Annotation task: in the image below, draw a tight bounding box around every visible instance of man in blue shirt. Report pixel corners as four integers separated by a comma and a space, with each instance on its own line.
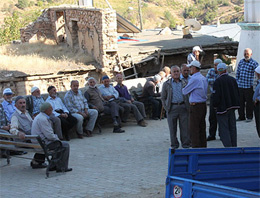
182, 60, 208, 148
187, 46, 203, 64
236, 48, 259, 122
253, 66, 260, 137
206, 59, 222, 141
1, 88, 16, 122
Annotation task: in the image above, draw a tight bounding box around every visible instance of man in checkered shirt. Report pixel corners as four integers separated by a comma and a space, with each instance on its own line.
236, 48, 259, 122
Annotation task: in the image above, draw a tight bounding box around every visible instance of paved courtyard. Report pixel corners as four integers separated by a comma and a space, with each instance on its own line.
0, 108, 259, 198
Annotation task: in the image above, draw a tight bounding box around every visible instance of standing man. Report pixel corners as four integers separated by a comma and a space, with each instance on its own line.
213, 63, 240, 147
115, 74, 147, 127
236, 48, 259, 122
161, 66, 190, 149
64, 80, 98, 138
187, 46, 203, 64
182, 60, 208, 148
206, 58, 222, 141
180, 63, 190, 83
32, 102, 72, 172
46, 86, 77, 141
26, 86, 63, 139
253, 66, 260, 137
1, 88, 16, 122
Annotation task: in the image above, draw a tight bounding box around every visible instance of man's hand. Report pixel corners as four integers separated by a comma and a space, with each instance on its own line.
2, 125, 10, 131
18, 131, 26, 140
60, 113, 68, 118
127, 100, 132, 104
84, 108, 89, 116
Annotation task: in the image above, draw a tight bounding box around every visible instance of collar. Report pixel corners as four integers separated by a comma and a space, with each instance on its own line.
71, 90, 80, 95
116, 83, 124, 88
42, 112, 50, 119
16, 109, 27, 115
2, 100, 13, 105
171, 78, 181, 83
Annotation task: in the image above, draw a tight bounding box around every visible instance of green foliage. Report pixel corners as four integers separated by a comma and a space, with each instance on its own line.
234, 6, 242, 12
37, 0, 44, 7
203, 10, 217, 23
29, 1, 35, 7
164, 10, 176, 28
17, 0, 29, 9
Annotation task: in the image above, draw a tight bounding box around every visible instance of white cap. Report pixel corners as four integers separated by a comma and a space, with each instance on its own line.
31, 86, 39, 94
255, 66, 260, 74
187, 60, 201, 68
214, 59, 223, 65
154, 74, 161, 82
217, 63, 227, 71
193, 46, 203, 52
3, 88, 13, 95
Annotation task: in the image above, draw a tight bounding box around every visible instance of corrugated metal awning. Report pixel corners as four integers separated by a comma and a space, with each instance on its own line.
117, 13, 141, 33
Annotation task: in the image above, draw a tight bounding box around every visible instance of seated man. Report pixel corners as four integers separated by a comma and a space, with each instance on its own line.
141, 74, 162, 120
0, 103, 10, 158
10, 96, 46, 169
32, 102, 72, 172
1, 88, 16, 122
99, 75, 130, 123
46, 86, 77, 141
85, 77, 124, 133
115, 74, 147, 127
26, 86, 63, 139
64, 80, 98, 138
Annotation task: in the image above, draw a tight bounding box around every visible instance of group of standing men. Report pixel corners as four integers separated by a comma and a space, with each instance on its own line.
162, 46, 259, 149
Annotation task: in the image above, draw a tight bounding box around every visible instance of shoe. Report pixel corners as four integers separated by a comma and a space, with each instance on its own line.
77, 134, 84, 139
113, 128, 125, 133
49, 166, 56, 171
236, 118, 245, 121
182, 145, 190, 148
83, 130, 92, 137
113, 121, 119, 126
207, 136, 216, 141
138, 120, 147, 127
246, 119, 252, 122
121, 120, 127, 123
56, 168, 73, 173
31, 162, 47, 169
64, 134, 70, 141
171, 145, 179, 149
152, 117, 159, 120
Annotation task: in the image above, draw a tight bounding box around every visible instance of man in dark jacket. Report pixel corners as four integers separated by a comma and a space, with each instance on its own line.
213, 63, 240, 147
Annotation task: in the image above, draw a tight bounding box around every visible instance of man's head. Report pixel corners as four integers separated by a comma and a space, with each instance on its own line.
158, 71, 166, 80
217, 63, 227, 75
15, 96, 26, 113
102, 75, 110, 87
244, 48, 253, 61
47, 86, 56, 98
3, 88, 13, 102
171, 66, 181, 80
70, 80, 79, 93
192, 46, 202, 56
40, 102, 53, 116
214, 59, 223, 72
116, 74, 123, 85
31, 87, 41, 97
181, 63, 190, 78
87, 77, 97, 88
255, 66, 260, 80
153, 74, 161, 85
187, 60, 201, 75
162, 66, 171, 76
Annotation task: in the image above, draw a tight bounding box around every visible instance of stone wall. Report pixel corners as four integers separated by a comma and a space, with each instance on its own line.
20, 6, 118, 76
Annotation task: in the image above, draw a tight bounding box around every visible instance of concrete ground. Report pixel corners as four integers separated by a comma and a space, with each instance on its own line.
0, 108, 259, 198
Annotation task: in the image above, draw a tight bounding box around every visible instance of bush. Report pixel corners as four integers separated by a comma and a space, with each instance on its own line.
17, 0, 29, 9
164, 10, 176, 28
234, 6, 242, 12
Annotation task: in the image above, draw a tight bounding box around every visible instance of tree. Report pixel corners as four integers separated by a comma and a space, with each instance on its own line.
17, 0, 29, 9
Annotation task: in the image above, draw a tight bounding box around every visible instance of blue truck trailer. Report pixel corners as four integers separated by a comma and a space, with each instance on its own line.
165, 147, 260, 198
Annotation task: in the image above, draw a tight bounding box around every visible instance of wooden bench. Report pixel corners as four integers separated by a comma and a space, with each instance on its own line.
0, 132, 65, 178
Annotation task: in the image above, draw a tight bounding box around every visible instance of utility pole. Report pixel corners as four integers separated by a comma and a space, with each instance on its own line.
138, 0, 143, 30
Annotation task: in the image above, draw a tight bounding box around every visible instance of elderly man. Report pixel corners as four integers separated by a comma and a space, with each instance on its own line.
187, 46, 203, 64
10, 96, 46, 169
85, 77, 125, 133
161, 66, 190, 149
32, 102, 72, 172
206, 59, 223, 141
115, 74, 147, 127
141, 74, 162, 120
99, 75, 130, 123
26, 86, 63, 139
236, 48, 259, 122
46, 86, 77, 141
253, 66, 260, 137
213, 63, 240, 147
182, 60, 208, 148
162, 66, 171, 79
180, 63, 190, 83
64, 80, 98, 138
1, 88, 16, 122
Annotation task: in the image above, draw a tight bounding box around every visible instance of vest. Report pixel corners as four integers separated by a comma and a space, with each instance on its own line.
12, 111, 32, 135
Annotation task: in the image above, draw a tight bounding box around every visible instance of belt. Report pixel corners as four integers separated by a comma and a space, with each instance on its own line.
172, 101, 184, 105
190, 102, 206, 106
